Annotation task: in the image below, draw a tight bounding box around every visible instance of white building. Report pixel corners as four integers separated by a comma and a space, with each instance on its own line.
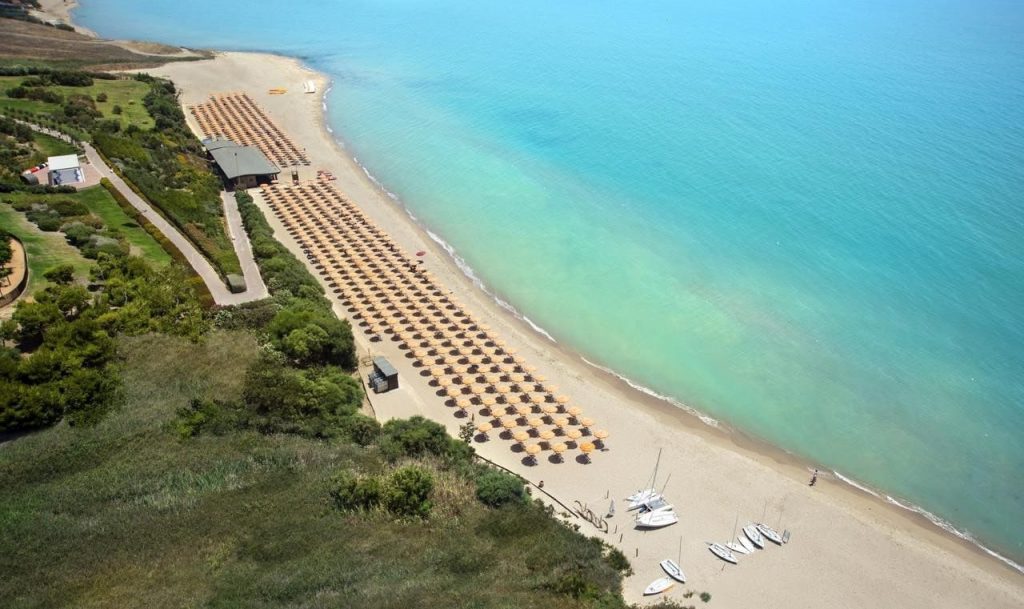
47, 154, 83, 186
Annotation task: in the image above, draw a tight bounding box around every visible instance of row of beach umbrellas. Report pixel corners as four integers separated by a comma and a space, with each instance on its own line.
260, 180, 609, 462
190, 92, 310, 167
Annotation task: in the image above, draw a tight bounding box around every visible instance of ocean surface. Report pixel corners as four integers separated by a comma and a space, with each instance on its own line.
76, 0, 1024, 567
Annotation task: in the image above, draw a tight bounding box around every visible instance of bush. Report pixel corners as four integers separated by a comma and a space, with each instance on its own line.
379, 416, 459, 462
381, 465, 434, 519
605, 546, 633, 576
700, 592, 711, 603
96, 92, 108, 102
111, 105, 122, 115
330, 471, 382, 512
342, 414, 381, 446
474, 469, 527, 508
43, 264, 75, 285
267, 302, 356, 369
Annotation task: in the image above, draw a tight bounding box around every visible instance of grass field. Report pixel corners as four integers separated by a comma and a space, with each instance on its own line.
0, 332, 626, 609
31, 131, 78, 158
1, 187, 173, 266
0, 202, 91, 295
0, 76, 155, 129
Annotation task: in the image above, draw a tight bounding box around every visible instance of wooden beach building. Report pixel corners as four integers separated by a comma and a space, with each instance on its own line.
202, 138, 279, 189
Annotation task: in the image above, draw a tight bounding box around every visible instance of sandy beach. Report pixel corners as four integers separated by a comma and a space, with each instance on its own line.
130, 52, 1024, 608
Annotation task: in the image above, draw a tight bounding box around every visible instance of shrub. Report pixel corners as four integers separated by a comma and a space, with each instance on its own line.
267, 302, 356, 369
605, 546, 633, 576
112, 105, 122, 115
474, 469, 527, 508
96, 92, 108, 102
700, 592, 711, 603
330, 471, 382, 512
381, 465, 434, 519
43, 264, 75, 285
49, 198, 89, 217
342, 414, 381, 446
379, 416, 459, 462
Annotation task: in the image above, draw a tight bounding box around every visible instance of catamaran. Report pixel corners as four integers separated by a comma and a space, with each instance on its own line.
743, 524, 765, 549
644, 576, 675, 595
708, 542, 738, 564
756, 523, 783, 545
635, 510, 679, 529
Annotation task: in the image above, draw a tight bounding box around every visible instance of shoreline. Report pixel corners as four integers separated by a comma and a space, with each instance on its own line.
38, 4, 1024, 605
318, 75, 1024, 578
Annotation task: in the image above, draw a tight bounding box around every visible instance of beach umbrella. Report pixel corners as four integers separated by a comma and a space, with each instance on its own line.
530, 393, 547, 405
528, 418, 544, 430
484, 372, 502, 384
515, 404, 533, 417
579, 442, 595, 462
566, 429, 583, 441
513, 430, 530, 443
525, 444, 542, 462
496, 384, 512, 395
552, 443, 568, 461
540, 430, 556, 441
594, 430, 609, 441
541, 404, 558, 415
481, 395, 497, 407
437, 377, 453, 387
430, 365, 446, 377
554, 417, 570, 429
556, 395, 570, 405
567, 406, 583, 417
455, 398, 472, 410
580, 417, 595, 428
501, 417, 518, 430
470, 383, 487, 396
476, 422, 493, 434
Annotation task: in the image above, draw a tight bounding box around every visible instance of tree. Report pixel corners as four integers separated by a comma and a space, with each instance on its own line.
474, 469, 527, 508
381, 466, 434, 518
267, 302, 356, 369
43, 264, 75, 285
10, 301, 63, 347
342, 414, 381, 446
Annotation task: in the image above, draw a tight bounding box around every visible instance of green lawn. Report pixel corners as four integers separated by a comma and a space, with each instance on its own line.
1, 187, 172, 266
31, 131, 78, 158
0, 76, 154, 129
0, 201, 91, 295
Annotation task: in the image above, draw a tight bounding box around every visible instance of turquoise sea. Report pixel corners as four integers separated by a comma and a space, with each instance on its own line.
76, 0, 1024, 568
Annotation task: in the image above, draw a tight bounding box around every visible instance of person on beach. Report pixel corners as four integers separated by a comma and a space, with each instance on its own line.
810, 469, 818, 486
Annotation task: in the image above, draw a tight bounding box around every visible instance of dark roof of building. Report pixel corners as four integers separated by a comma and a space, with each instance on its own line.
373, 357, 398, 378
202, 138, 278, 179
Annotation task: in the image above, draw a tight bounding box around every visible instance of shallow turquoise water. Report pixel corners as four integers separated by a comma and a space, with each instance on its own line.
77, 0, 1024, 564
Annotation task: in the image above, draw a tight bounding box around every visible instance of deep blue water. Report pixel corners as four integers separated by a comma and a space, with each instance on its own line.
77, 0, 1024, 566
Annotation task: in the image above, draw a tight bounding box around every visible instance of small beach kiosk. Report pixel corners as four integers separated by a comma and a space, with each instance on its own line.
202, 138, 279, 189
368, 357, 399, 394
47, 154, 83, 186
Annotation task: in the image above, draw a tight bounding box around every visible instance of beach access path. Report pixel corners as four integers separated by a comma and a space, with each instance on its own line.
82, 143, 268, 305
5, 115, 268, 304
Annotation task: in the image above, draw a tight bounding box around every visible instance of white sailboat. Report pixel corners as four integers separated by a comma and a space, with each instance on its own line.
726, 540, 749, 555
756, 523, 783, 545
627, 449, 662, 505
660, 538, 686, 583
636, 510, 679, 529
738, 535, 755, 554
708, 542, 738, 564
644, 576, 675, 595
743, 524, 765, 549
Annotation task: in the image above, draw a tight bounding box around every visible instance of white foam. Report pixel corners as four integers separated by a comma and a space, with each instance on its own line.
580, 356, 721, 429
830, 473, 1024, 574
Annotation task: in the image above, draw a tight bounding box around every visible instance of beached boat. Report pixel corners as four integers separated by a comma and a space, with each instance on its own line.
757, 523, 784, 545
644, 576, 675, 595
738, 535, 756, 553
626, 488, 657, 503
660, 558, 686, 583
727, 540, 750, 555
743, 524, 765, 549
628, 492, 662, 511
708, 543, 738, 564
639, 496, 670, 512
636, 510, 679, 529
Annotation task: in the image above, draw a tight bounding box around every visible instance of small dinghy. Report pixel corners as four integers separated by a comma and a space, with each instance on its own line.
708, 542, 737, 564
644, 576, 675, 596
756, 523, 783, 545
743, 524, 765, 549
628, 492, 662, 511
660, 558, 686, 583
636, 510, 679, 529
727, 540, 750, 555
738, 535, 756, 553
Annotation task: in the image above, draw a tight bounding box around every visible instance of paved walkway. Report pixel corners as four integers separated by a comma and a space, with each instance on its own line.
6, 115, 269, 305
